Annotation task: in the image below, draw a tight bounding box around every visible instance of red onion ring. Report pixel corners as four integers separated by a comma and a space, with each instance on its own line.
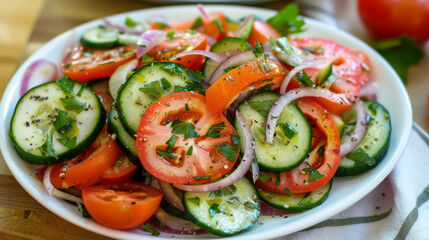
264, 43, 284, 72
265, 88, 350, 144
171, 50, 225, 63
340, 100, 368, 157
173, 111, 254, 192
109, 59, 138, 100
359, 81, 379, 97
158, 180, 185, 212
153, 207, 201, 232
279, 58, 326, 94
197, 4, 211, 22
208, 51, 257, 84
43, 166, 54, 197
260, 201, 289, 216
238, 15, 252, 32
206, 36, 217, 46
52, 189, 83, 204
20, 60, 58, 96
137, 30, 166, 58
146, 218, 206, 235
102, 18, 143, 35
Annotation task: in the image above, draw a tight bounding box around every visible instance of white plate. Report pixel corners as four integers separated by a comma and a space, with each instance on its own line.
0, 5, 412, 240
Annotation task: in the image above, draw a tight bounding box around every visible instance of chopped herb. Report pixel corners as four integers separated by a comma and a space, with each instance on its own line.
119, 51, 137, 58
302, 46, 324, 54
186, 69, 204, 83
161, 63, 186, 75
186, 146, 193, 155
317, 145, 326, 157
214, 144, 239, 162
298, 194, 312, 207
244, 201, 259, 210
166, 30, 175, 40
249, 100, 276, 118
368, 102, 379, 115
231, 133, 240, 147
257, 84, 272, 93
113, 156, 126, 167
37, 134, 58, 159
275, 173, 281, 190
223, 67, 236, 73
191, 16, 203, 30
57, 136, 77, 149
64, 63, 71, 69
361, 62, 371, 73
253, 42, 264, 57
283, 187, 293, 196
346, 148, 376, 166
141, 54, 154, 63
79, 68, 85, 72
157, 135, 178, 159
258, 60, 269, 73
76, 81, 87, 97
277, 123, 298, 139
296, 70, 315, 87
209, 203, 222, 217
77, 202, 91, 218
139, 81, 164, 99
185, 28, 198, 35
185, 103, 190, 111
327, 162, 332, 169
60, 97, 86, 113
144, 223, 160, 236
270, 37, 294, 55
98, 61, 115, 66
174, 81, 205, 94
188, 197, 200, 205
160, 77, 171, 89
267, 3, 306, 36
171, 119, 200, 139
316, 64, 332, 86
258, 171, 271, 182
125, 16, 138, 27
156, 149, 174, 159
56, 75, 75, 97
194, 175, 210, 180
154, 21, 170, 30
303, 161, 325, 182
54, 110, 77, 136
206, 122, 226, 138
211, 18, 225, 34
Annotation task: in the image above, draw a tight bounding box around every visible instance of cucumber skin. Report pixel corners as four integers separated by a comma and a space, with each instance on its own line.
160, 199, 189, 220
9, 82, 106, 165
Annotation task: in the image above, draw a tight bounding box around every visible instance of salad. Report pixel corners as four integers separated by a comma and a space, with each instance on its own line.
8, 4, 391, 237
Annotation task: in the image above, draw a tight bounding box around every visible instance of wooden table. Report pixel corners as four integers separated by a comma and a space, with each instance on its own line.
0, 0, 428, 239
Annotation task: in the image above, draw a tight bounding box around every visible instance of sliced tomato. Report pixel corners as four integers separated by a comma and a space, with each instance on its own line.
206, 59, 284, 114
61, 44, 137, 83
82, 181, 162, 229
50, 136, 123, 188
247, 20, 282, 47
255, 99, 341, 194
169, 13, 228, 41
101, 156, 138, 183
145, 31, 207, 71
287, 38, 371, 114
136, 92, 238, 184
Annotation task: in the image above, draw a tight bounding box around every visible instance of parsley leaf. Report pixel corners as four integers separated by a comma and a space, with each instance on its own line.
214, 144, 239, 162
185, 103, 190, 111
277, 123, 298, 139
209, 203, 222, 217
171, 119, 200, 139
144, 223, 160, 236
298, 194, 313, 207
303, 161, 325, 182
296, 70, 315, 87
186, 146, 193, 155
166, 30, 175, 40
76, 81, 86, 97
37, 134, 58, 159
283, 187, 293, 196
113, 156, 125, 167
186, 69, 204, 83
194, 175, 210, 180
372, 35, 424, 84
346, 148, 376, 166
57, 136, 77, 149
174, 81, 205, 94
139, 81, 164, 99
267, 3, 306, 36
156, 135, 178, 158
275, 172, 281, 190
191, 16, 203, 30
56, 75, 75, 97
249, 100, 276, 118
253, 42, 264, 57
211, 18, 225, 34
125, 16, 138, 27
160, 78, 171, 89
154, 22, 170, 30
60, 97, 87, 113
258, 171, 271, 183
206, 122, 225, 138
270, 37, 294, 55
54, 110, 78, 137
141, 54, 154, 63
161, 63, 186, 75
187, 197, 200, 205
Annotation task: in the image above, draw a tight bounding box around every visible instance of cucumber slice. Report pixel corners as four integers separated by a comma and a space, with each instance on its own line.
183, 177, 260, 236
258, 181, 332, 212
331, 114, 345, 137
237, 15, 254, 40
116, 62, 203, 137
203, 37, 251, 79
107, 103, 140, 166
81, 27, 118, 49
234, 92, 312, 171
336, 100, 391, 176
160, 199, 188, 220
9, 80, 105, 165
118, 33, 140, 45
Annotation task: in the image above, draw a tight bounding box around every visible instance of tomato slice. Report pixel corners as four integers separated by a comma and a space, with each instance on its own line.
206, 59, 285, 114
82, 181, 162, 229
50, 136, 123, 188
145, 31, 207, 71
61, 44, 137, 82
169, 13, 229, 41
101, 156, 138, 183
287, 38, 371, 114
136, 92, 238, 184
247, 20, 282, 47
255, 99, 341, 194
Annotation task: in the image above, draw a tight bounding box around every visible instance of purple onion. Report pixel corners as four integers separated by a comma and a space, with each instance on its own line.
340, 100, 368, 157
146, 218, 206, 235
158, 180, 185, 212
43, 166, 54, 197
172, 50, 225, 63
153, 207, 201, 232
359, 81, 379, 97
137, 30, 166, 58
20, 60, 58, 96
197, 4, 211, 22
208, 51, 257, 84
279, 58, 326, 94
102, 18, 143, 35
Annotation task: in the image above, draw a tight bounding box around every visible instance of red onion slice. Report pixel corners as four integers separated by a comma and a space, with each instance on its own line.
197, 4, 211, 22
208, 51, 257, 84
146, 218, 206, 235
340, 100, 368, 157
153, 207, 201, 232
264, 44, 283, 72
102, 18, 144, 35
265, 88, 350, 144
52, 189, 83, 204
158, 180, 185, 212
279, 58, 326, 94
260, 201, 289, 216
20, 60, 58, 96
172, 50, 225, 63
206, 35, 217, 46
173, 111, 254, 192
359, 81, 379, 97
109, 59, 138, 100
137, 30, 166, 58
43, 166, 54, 197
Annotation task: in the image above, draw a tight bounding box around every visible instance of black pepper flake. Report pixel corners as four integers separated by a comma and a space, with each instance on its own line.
25, 121, 30, 127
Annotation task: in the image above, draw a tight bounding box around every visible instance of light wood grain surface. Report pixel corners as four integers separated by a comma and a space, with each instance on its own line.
0, 0, 428, 239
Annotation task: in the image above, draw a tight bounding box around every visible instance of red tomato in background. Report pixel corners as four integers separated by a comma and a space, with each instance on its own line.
358, 0, 429, 44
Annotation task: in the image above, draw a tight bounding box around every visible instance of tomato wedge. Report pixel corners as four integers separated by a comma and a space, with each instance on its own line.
247, 21, 282, 47
136, 92, 238, 184
101, 156, 138, 183
50, 136, 123, 188
287, 38, 371, 114
62, 44, 137, 82
169, 13, 229, 41
255, 99, 341, 194
206, 59, 284, 114
82, 181, 162, 229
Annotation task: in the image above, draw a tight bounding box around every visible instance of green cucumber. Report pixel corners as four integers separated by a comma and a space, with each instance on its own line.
81, 27, 118, 49
234, 92, 312, 171
331, 114, 345, 138
258, 181, 332, 212
9, 79, 105, 165
236, 15, 254, 40
183, 177, 260, 236
336, 100, 391, 176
